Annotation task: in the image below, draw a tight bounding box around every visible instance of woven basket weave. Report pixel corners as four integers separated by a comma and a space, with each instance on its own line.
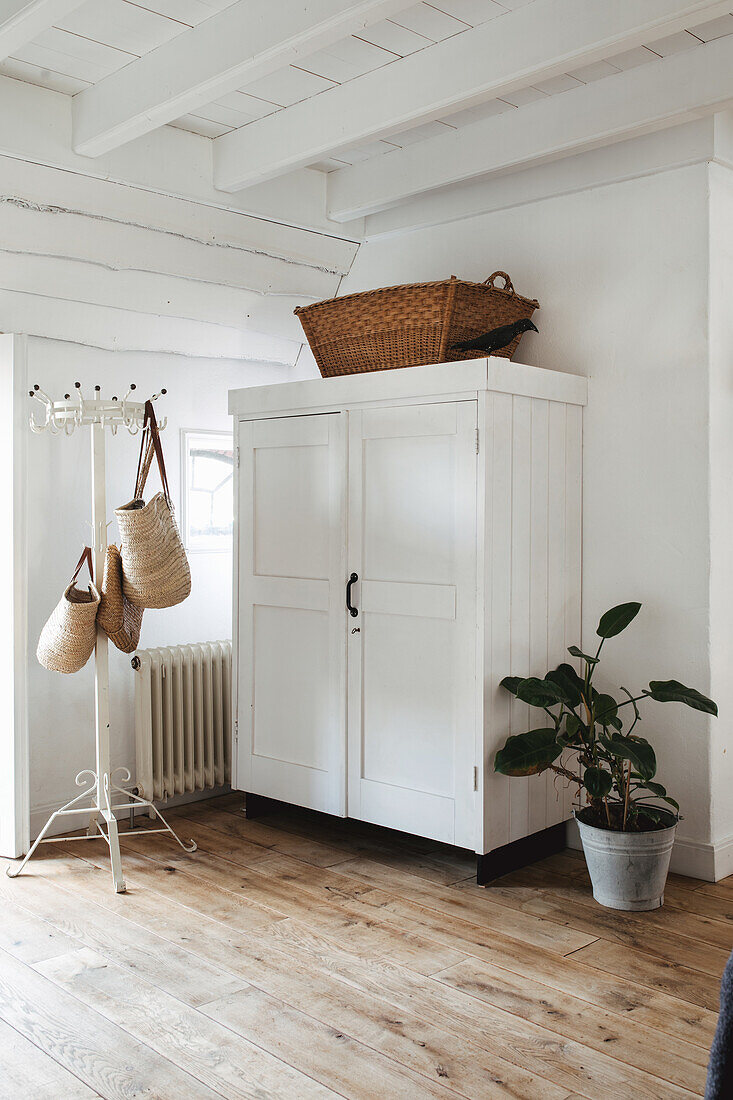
98, 544, 144, 653
295, 271, 539, 377
116, 401, 191, 610
37, 548, 100, 674
117, 492, 191, 609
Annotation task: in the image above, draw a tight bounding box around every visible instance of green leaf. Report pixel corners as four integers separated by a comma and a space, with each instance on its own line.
567, 645, 599, 665
545, 663, 584, 707
557, 713, 586, 747
600, 734, 657, 780
514, 677, 565, 708
583, 766, 612, 799
637, 805, 678, 826
594, 692, 620, 728
494, 729, 562, 776
564, 713, 586, 740
500, 676, 524, 697
565, 714, 582, 735
641, 781, 680, 812
647, 680, 718, 716
596, 602, 642, 639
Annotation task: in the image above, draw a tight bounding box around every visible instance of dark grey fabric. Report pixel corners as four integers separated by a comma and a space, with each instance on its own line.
706, 949, 733, 1099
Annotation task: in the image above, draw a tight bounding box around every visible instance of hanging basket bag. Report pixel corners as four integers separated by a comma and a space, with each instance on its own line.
98, 543, 144, 653
115, 400, 191, 610
37, 547, 100, 674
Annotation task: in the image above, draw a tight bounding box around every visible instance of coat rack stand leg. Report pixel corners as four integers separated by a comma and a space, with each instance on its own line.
89, 420, 126, 891
7, 384, 196, 893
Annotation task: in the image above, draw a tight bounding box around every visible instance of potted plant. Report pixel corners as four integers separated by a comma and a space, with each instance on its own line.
494, 602, 717, 910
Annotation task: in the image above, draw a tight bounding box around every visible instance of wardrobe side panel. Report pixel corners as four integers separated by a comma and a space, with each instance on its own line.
482, 394, 583, 854
561, 402, 583, 823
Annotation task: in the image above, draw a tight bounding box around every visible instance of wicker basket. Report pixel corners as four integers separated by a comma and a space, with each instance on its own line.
294, 271, 539, 378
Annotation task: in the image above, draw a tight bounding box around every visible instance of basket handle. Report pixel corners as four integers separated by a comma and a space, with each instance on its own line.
134, 400, 172, 508
484, 271, 515, 296
70, 546, 94, 587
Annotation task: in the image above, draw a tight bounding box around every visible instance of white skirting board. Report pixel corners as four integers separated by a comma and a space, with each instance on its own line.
29, 784, 230, 844
566, 819, 733, 883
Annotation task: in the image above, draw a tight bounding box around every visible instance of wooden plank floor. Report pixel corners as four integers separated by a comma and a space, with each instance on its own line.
0, 794, 727, 1099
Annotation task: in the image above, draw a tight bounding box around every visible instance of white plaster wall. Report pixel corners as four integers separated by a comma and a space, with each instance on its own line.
24, 337, 292, 828
340, 165, 717, 862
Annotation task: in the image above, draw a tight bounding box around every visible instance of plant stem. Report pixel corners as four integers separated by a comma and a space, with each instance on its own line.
622, 761, 631, 830
604, 797, 611, 827
595, 693, 648, 726
549, 763, 583, 784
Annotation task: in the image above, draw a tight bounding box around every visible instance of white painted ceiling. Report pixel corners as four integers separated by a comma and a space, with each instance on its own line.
3, 0, 733, 173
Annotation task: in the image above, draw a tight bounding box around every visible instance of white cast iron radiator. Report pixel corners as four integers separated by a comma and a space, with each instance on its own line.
132, 642, 232, 801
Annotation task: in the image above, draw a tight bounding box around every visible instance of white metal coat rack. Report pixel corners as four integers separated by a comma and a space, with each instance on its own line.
7, 382, 196, 893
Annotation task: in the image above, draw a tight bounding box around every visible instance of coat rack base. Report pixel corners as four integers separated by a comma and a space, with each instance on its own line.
6, 768, 196, 893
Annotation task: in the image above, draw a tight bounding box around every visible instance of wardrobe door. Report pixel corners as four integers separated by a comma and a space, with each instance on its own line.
235, 414, 346, 815
347, 402, 478, 849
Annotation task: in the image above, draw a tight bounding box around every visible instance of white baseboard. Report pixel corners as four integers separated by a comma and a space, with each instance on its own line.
702, 832, 733, 881
29, 784, 230, 844
566, 819, 733, 882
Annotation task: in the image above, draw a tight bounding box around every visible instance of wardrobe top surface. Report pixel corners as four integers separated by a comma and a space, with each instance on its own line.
229, 357, 587, 418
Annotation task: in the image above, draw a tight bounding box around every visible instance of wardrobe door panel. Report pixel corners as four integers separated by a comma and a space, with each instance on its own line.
235, 413, 346, 815
252, 604, 330, 771
347, 401, 478, 848
361, 611, 455, 795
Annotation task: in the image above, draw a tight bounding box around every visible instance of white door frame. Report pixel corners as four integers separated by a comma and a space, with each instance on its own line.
0, 333, 30, 859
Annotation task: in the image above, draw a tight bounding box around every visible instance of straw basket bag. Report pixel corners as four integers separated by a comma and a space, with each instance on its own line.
115, 400, 191, 610
37, 547, 100, 674
98, 543, 144, 653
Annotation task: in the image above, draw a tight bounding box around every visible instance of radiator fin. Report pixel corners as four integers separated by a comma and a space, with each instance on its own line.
134, 641, 232, 802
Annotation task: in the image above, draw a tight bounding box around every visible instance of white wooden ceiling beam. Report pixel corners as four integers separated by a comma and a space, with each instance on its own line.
0, 74, 361, 239
363, 119, 718, 239
327, 33, 733, 221
0, 155, 357, 276
0, 0, 85, 58
213, 0, 733, 192
72, 0, 407, 158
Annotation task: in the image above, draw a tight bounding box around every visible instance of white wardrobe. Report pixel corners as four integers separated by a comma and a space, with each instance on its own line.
229, 358, 586, 874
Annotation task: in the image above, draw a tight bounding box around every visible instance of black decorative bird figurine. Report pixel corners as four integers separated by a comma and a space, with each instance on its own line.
451, 317, 538, 356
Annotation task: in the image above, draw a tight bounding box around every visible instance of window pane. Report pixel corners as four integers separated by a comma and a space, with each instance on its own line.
183, 431, 233, 551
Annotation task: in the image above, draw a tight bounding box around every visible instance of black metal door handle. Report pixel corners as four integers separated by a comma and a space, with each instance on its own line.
346, 572, 359, 617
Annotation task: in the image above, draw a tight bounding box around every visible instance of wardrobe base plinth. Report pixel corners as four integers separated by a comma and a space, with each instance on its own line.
244, 792, 284, 819
476, 822, 568, 885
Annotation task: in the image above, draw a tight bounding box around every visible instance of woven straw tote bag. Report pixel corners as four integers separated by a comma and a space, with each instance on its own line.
37, 547, 100, 674
115, 400, 191, 609
98, 543, 144, 653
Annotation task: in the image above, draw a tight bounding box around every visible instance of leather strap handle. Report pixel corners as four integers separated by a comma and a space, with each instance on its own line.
70, 546, 94, 586
134, 400, 171, 507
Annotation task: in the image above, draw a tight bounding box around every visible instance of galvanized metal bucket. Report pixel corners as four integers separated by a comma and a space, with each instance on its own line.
575, 810, 677, 911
